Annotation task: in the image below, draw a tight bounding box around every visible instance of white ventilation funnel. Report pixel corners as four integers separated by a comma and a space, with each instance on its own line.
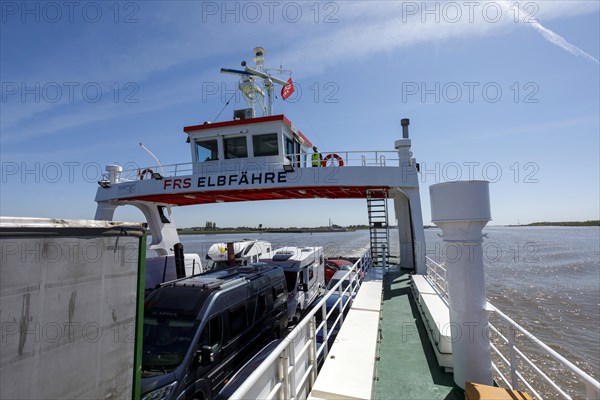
429, 181, 493, 388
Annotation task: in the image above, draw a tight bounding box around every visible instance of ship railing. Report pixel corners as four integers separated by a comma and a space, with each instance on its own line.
311, 151, 399, 167
227, 250, 372, 400
487, 304, 599, 400
100, 162, 195, 182
101, 151, 405, 182
425, 257, 600, 400
425, 256, 448, 301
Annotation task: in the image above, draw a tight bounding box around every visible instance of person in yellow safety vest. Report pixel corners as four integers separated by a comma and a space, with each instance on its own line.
311, 146, 322, 167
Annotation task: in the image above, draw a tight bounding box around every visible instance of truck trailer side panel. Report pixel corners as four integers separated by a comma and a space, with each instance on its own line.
0, 217, 146, 400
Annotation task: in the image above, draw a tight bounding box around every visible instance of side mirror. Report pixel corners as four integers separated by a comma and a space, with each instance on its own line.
197, 345, 215, 366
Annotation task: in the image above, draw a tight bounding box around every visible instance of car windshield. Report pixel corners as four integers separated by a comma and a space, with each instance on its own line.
327, 278, 350, 291
284, 271, 298, 292
142, 318, 198, 371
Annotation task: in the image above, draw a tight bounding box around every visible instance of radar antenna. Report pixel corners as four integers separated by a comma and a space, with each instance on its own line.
221, 47, 291, 117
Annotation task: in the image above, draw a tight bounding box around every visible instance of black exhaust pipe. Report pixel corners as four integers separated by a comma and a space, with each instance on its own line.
174, 243, 186, 279
401, 118, 410, 138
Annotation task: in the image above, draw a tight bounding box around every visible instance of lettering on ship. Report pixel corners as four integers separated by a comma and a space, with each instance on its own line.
163, 171, 287, 190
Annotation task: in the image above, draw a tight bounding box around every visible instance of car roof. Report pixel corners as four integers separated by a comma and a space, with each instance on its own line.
331, 270, 356, 280
326, 259, 353, 267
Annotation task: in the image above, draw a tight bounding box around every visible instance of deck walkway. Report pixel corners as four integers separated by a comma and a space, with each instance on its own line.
375, 269, 463, 400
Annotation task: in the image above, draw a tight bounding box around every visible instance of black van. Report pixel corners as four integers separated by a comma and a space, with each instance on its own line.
140, 264, 288, 400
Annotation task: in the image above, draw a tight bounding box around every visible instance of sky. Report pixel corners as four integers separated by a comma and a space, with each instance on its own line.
1, 1, 599, 228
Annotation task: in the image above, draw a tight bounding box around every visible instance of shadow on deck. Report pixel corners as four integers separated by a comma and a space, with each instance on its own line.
375, 270, 463, 400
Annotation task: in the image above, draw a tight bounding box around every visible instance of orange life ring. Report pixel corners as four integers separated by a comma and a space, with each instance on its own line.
322, 153, 344, 167
139, 168, 153, 180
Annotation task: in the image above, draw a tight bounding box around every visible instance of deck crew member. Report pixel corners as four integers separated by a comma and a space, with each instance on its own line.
311, 146, 322, 167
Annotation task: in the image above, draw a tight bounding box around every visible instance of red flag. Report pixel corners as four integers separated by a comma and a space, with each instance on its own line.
281, 77, 294, 100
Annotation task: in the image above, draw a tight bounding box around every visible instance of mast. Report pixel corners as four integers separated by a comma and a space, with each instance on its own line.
221, 47, 291, 117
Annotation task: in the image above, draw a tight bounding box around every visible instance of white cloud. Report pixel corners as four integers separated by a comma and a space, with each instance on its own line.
2, 1, 597, 142
498, 1, 599, 64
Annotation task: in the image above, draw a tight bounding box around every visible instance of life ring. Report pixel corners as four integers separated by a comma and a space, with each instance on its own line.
322, 154, 344, 167
139, 168, 153, 180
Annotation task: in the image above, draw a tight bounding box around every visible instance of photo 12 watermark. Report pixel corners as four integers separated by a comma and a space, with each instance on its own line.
1, 161, 141, 184
201, 81, 340, 104
414, 161, 540, 184
200, 1, 340, 24
1, 1, 140, 24
401, 82, 540, 104
1, 82, 140, 104
399, 1, 539, 24
0, 240, 141, 265
1, 319, 137, 346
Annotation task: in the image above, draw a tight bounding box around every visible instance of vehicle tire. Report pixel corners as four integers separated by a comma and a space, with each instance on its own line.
192, 390, 205, 400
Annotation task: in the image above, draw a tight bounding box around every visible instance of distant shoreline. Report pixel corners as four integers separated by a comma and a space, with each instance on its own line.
173, 222, 599, 234
507, 220, 599, 227
177, 227, 365, 235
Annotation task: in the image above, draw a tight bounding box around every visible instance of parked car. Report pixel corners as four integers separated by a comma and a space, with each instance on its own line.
325, 270, 359, 322
141, 264, 288, 400
327, 270, 359, 295
324, 259, 363, 283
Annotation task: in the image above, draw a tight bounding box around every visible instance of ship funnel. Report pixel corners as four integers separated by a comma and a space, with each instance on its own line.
401, 118, 410, 138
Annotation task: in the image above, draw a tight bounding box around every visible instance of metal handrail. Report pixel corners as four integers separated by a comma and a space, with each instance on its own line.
425, 256, 448, 301
102, 151, 403, 182
424, 256, 599, 399
488, 303, 600, 399
228, 252, 371, 400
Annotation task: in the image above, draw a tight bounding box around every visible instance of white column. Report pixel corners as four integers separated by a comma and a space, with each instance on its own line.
394, 126, 427, 274
406, 188, 426, 274
429, 181, 493, 388
393, 189, 427, 274
132, 202, 181, 256
94, 201, 118, 220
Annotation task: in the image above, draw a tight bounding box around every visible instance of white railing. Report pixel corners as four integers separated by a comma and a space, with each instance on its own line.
424, 257, 599, 400
101, 151, 405, 183
101, 162, 195, 182
425, 256, 448, 301
487, 304, 600, 400
228, 252, 372, 400
314, 151, 399, 167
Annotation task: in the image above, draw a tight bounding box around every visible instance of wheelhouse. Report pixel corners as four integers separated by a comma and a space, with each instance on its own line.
184, 114, 314, 174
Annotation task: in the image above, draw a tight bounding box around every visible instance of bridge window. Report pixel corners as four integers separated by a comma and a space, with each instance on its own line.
224, 137, 248, 159
285, 137, 301, 166
196, 139, 218, 162
253, 133, 278, 157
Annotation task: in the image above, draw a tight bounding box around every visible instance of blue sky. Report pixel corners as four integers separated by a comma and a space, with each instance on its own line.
1, 1, 599, 227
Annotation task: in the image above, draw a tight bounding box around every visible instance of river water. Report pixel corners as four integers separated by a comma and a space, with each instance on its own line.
168, 226, 599, 397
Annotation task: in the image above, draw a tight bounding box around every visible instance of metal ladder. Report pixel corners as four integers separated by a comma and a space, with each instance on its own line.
366, 189, 390, 268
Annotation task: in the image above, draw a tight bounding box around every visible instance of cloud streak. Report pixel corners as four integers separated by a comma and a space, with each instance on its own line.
498, 1, 599, 64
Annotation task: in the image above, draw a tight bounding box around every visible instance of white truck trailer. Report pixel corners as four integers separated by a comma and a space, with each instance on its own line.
0, 217, 146, 400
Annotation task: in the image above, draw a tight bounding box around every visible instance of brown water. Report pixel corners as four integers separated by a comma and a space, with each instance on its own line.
170, 227, 599, 398
424, 226, 599, 399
